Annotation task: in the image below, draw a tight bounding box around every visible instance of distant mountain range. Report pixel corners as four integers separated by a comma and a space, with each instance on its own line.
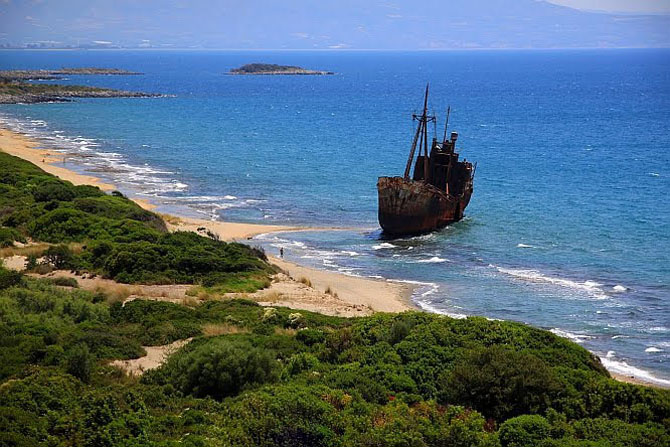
1, 0, 668, 49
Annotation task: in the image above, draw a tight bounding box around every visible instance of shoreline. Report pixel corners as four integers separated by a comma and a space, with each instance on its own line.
0, 124, 414, 314
1, 123, 667, 389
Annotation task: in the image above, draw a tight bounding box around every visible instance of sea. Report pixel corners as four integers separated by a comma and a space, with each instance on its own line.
1, 49, 668, 386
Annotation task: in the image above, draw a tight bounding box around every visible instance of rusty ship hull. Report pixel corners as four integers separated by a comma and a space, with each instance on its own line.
377, 85, 475, 237
378, 176, 472, 236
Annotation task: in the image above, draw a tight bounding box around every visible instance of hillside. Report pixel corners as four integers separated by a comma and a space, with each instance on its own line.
0, 152, 668, 446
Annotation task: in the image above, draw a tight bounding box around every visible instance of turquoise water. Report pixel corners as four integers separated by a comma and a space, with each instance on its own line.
1, 49, 668, 384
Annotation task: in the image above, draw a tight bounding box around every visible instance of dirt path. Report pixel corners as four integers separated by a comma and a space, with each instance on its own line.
110, 338, 192, 376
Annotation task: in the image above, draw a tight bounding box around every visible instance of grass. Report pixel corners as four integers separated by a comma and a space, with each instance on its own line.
261, 290, 282, 303
0, 243, 51, 258
92, 282, 141, 304
202, 323, 250, 336
298, 276, 312, 287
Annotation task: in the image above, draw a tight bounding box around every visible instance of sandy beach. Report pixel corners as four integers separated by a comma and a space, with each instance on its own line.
0, 124, 413, 315
3, 124, 668, 388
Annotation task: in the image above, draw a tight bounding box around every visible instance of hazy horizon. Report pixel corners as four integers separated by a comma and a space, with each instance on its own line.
1, 0, 669, 50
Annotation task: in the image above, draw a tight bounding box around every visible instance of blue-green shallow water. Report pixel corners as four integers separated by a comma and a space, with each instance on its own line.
1, 49, 668, 385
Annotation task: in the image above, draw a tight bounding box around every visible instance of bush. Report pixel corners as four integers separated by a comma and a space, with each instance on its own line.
50, 276, 79, 288
162, 339, 279, 399
0, 266, 23, 290
43, 244, 75, 269
499, 415, 552, 447
33, 181, 76, 202
296, 328, 326, 346
440, 345, 563, 421
0, 226, 25, 247
283, 352, 320, 378
66, 343, 93, 383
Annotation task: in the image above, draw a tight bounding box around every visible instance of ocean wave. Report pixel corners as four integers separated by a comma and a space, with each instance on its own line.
417, 300, 468, 319
412, 256, 448, 263
372, 242, 397, 250
0, 113, 189, 198
550, 328, 594, 344
645, 347, 663, 353
492, 265, 609, 299
600, 352, 670, 387
516, 243, 537, 248
340, 250, 360, 257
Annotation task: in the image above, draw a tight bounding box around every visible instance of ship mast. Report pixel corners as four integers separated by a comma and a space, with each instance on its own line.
403, 84, 435, 181
442, 106, 451, 142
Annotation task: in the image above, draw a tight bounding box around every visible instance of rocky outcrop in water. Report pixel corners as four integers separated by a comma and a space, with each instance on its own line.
230, 63, 334, 75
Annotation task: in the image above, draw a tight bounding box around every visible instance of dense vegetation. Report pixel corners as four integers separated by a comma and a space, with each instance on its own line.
0, 269, 668, 446
1, 152, 668, 446
0, 152, 274, 290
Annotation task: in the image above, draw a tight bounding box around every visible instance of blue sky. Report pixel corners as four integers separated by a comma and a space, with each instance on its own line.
550, 0, 670, 13
1, 0, 668, 49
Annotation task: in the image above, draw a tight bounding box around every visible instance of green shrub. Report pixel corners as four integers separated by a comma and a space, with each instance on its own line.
32, 180, 76, 202
499, 415, 552, 447
43, 244, 75, 269
66, 343, 93, 383
440, 345, 563, 421
0, 226, 25, 247
158, 338, 279, 399
0, 266, 23, 290
283, 352, 320, 378
296, 328, 326, 346
50, 276, 79, 288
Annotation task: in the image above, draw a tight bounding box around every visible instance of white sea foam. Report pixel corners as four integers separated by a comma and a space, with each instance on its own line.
599, 352, 670, 387
645, 347, 662, 353
414, 256, 448, 264
416, 300, 468, 319
492, 265, 608, 299
340, 250, 360, 257
612, 285, 627, 292
372, 242, 397, 250
550, 328, 594, 344
516, 243, 536, 248
0, 113, 193, 201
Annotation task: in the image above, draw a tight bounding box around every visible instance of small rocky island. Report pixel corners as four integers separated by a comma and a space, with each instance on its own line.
0, 67, 159, 104
230, 63, 334, 75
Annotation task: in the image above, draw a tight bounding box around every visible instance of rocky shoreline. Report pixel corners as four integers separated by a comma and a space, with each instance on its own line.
0, 67, 159, 104
0, 89, 162, 104
0, 67, 142, 81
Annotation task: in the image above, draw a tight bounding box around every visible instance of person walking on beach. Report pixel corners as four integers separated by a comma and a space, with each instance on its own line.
280, 247, 284, 258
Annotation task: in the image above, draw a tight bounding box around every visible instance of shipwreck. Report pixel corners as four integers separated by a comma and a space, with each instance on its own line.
377, 85, 475, 237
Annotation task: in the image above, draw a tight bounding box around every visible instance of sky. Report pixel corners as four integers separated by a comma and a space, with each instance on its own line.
549, 0, 670, 14
0, 0, 668, 49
